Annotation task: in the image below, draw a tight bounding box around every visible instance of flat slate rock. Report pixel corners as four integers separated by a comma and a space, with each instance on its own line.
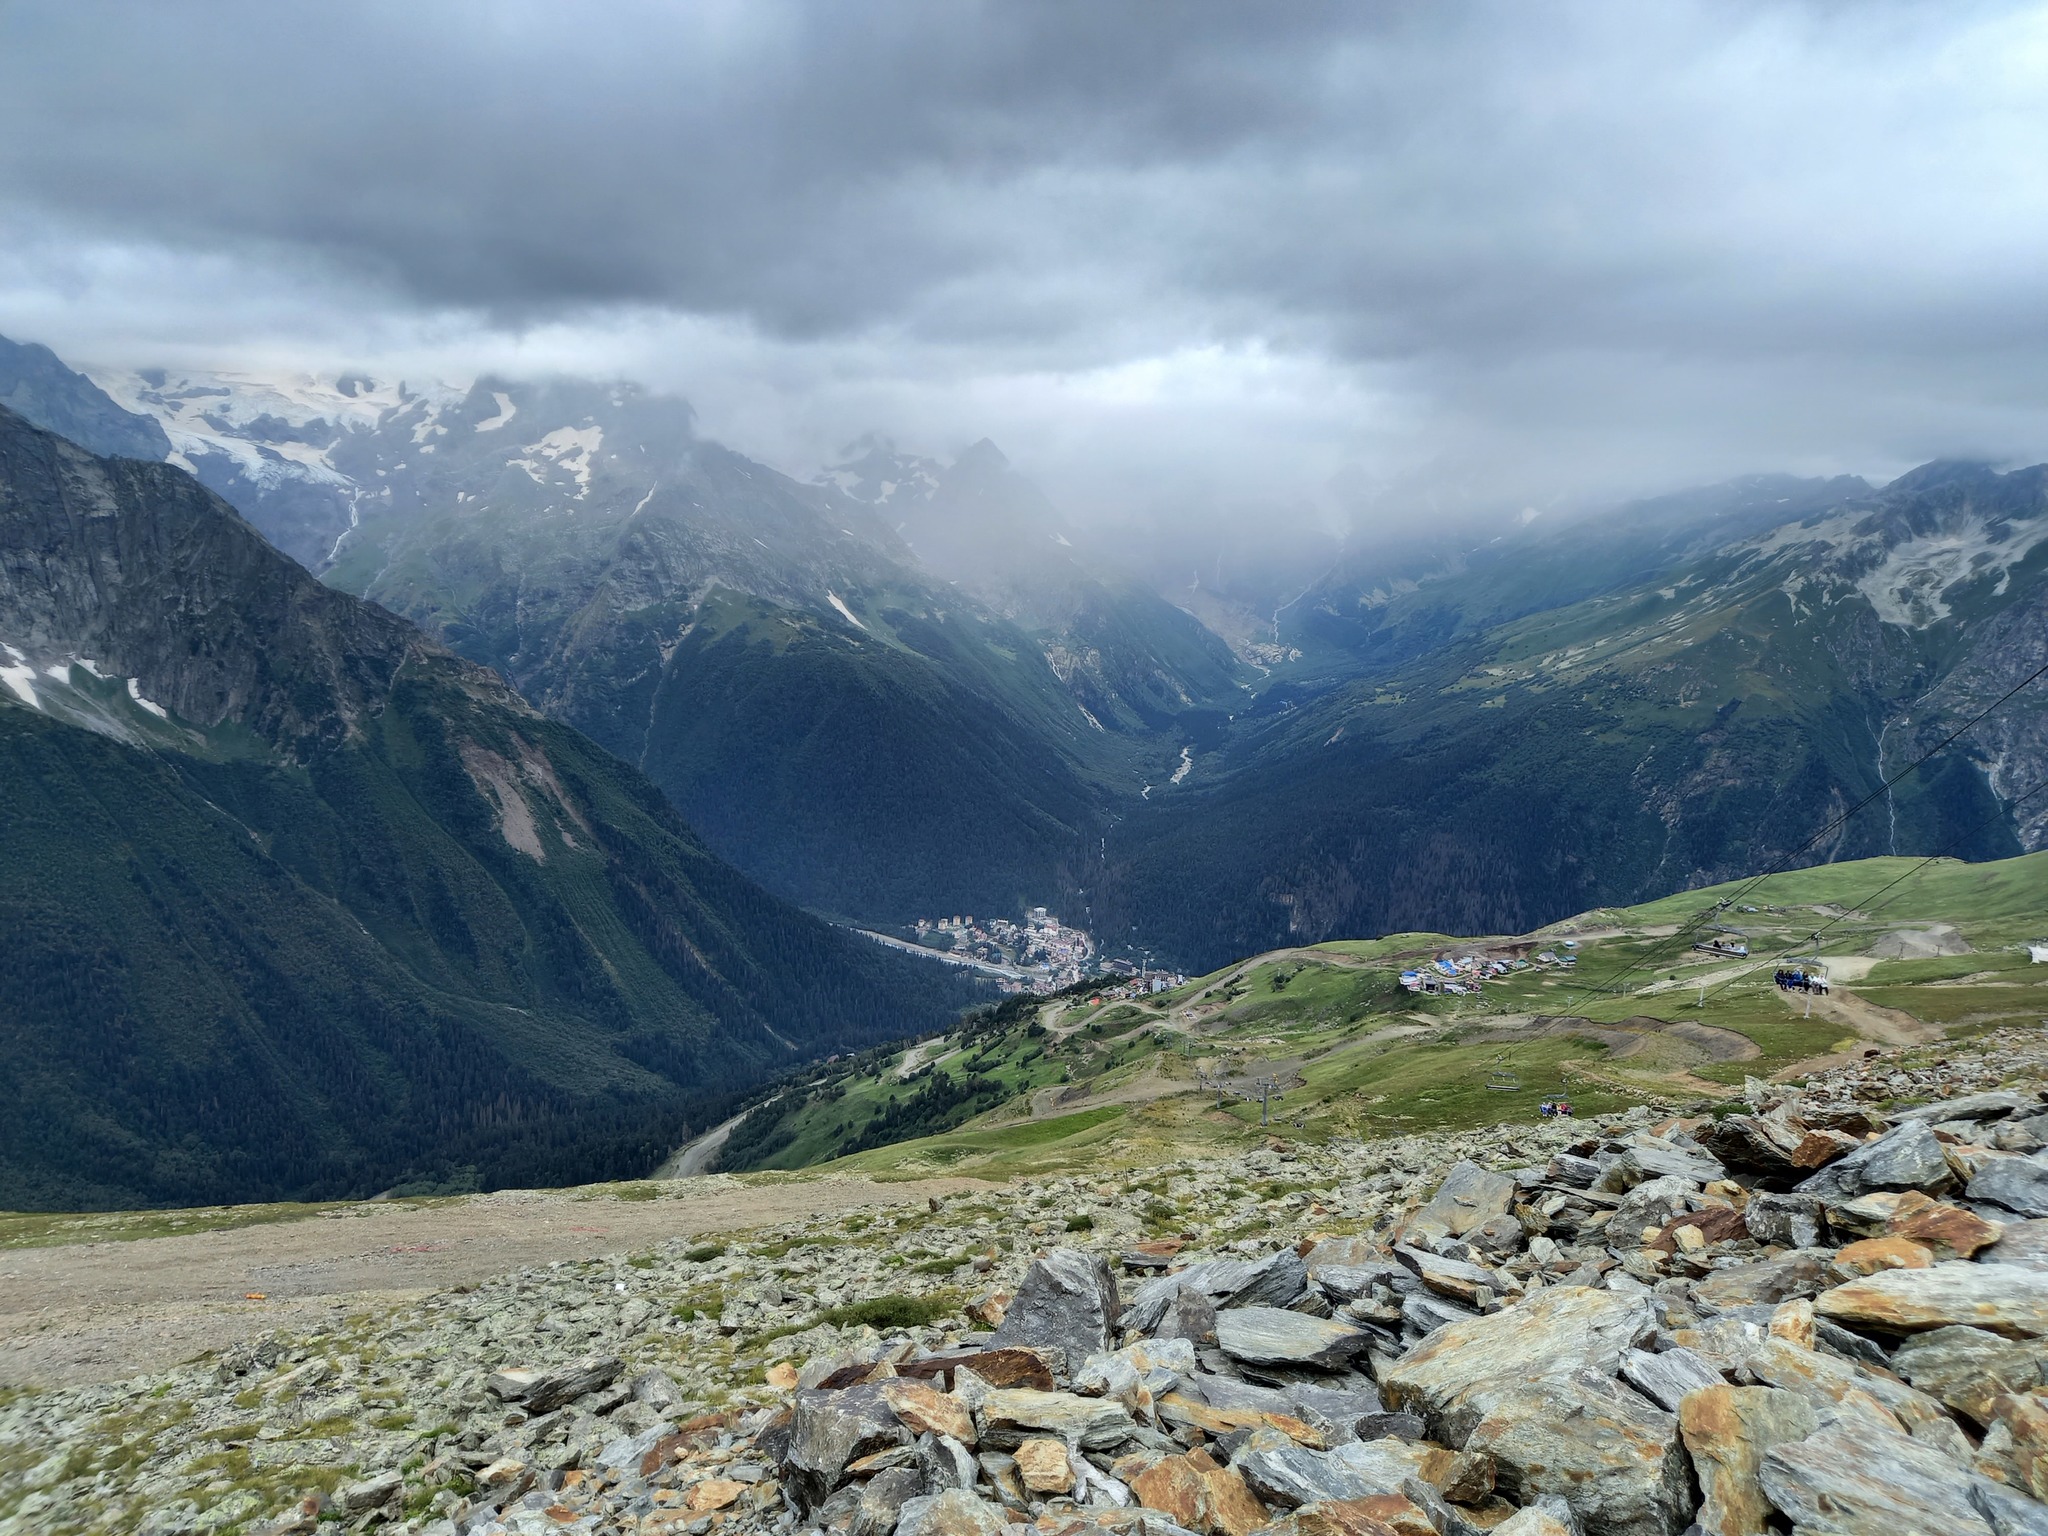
1399, 1160, 1517, 1246
1463, 1370, 1692, 1536
1216, 1307, 1369, 1370
1973, 1156, 2048, 1219
1380, 1286, 1655, 1441
1891, 1324, 2048, 1425
1618, 1345, 1724, 1412
485, 1354, 623, 1415
1760, 1416, 2002, 1534
977, 1386, 1136, 1450
1225, 1247, 1312, 1310
1816, 1261, 2048, 1338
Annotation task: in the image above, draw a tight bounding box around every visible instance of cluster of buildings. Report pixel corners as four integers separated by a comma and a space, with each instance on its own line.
916, 907, 1100, 993
1091, 960, 1189, 1000
1400, 941, 1579, 996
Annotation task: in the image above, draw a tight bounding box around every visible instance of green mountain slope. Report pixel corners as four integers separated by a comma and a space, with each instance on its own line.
1105, 465, 2048, 968
711, 849, 2048, 1179
0, 405, 975, 1211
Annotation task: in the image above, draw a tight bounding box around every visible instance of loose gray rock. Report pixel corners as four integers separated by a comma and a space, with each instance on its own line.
1354, 1410, 1427, 1442
1400, 1291, 1480, 1335
485, 1355, 624, 1415
1690, 1250, 1827, 1312
976, 1386, 1135, 1450
1222, 1247, 1310, 1309
1816, 1260, 2048, 1338
852, 1466, 926, 1536
785, 1382, 912, 1507
892, 1488, 1009, 1536
1892, 1325, 2048, 1424
1232, 1438, 1377, 1508
1974, 1156, 2048, 1219
1214, 1307, 1368, 1370
1618, 1345, 1723, 1412
336, 1469, 402, 1513
1994, 1219, 2048, 1272
1743, 1192, 1825, 1249
988, 1247, 1121, 1368
1400, 1160, 1518, 1246
1464, 1370, 1693, 1536
1392, 1244, 1501, 1305
1152, 1282, 1220, 1345
1760, 1417, 2001, 1534
1895, 1091, 2034, 1123
1381, 1285, 1655, 1444
1797, 1120, 1954, 1202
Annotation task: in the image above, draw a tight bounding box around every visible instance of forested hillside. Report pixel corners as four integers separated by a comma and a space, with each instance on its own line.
0, 405, 975, 1211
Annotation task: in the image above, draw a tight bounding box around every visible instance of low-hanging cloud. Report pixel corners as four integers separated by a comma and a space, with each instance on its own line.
4, 0, 2048, 531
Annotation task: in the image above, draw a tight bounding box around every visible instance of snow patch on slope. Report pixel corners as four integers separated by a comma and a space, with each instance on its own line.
474, 392, 518, 432
127, 677, 169, 719
826, 591, 868, 631
510, 425, 603, 497
1857, 515, 2048, 627
0, 658, 39, 707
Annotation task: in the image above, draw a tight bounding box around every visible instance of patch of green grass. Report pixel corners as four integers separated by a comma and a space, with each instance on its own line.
1063, 1213, 1094, 1232
815, 1292, 960, 1331
683, 1244, 725, 1263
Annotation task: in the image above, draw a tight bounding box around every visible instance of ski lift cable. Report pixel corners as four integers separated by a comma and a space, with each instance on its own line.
1556, 655, 2048, 1008
1694, 767, 2048, 1012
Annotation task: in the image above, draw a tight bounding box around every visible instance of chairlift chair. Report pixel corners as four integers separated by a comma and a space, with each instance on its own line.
1485, 1053, 1522, 1092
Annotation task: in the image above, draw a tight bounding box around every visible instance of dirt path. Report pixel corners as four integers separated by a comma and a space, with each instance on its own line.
0, 1175, 989, 1389
651, 1108, 757, 1179
1792, 985, 1941, 1046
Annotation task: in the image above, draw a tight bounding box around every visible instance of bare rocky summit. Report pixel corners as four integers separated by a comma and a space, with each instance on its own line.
12, 1031, 2048, 1535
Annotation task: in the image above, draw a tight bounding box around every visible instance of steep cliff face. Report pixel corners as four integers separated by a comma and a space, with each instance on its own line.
0, 412, 419, 752
0, 335, 171, 463
0, 406, 974, 1211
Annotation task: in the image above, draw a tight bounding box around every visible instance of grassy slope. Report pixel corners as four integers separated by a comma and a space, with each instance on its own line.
724, 850, 2047, 1182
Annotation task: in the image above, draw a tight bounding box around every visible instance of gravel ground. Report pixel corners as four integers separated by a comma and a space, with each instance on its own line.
0, 1175, 988, 1389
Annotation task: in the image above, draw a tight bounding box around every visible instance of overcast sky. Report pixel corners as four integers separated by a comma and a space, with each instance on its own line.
4, 1, 2048, 533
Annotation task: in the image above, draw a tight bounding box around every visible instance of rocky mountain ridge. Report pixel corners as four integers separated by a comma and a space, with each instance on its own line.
15, 334, 2048, 966
0, 403, 975, 1210
13, 1030, 2048, 1534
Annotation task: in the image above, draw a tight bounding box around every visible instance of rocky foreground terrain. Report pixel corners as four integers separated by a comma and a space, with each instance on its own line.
12, 1032, 2048, 1535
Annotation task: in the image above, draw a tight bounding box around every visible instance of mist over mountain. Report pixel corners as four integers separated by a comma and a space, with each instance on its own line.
5, 332, 2040, 982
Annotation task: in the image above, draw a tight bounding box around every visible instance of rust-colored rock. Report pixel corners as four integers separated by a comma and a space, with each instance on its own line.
685, 1479, 746, 1512
1828, 1235, 1935, 1277
1257, 1501, 1401, 1536
883, 1379, 977, 1445
1786, 1127, 1859, 1167
1767, 1298, 1814, 1349
1156, 1392, 1328, 1448
1678, 1383, 1817, 1536
1345, 1495, 1439, 1536
1977, 1390, 2048, 1502
897, 1348, 1055, 1393
1816, 1260, 2048, 1337
1896, 1201, 2003, 1260
1014, 1437, 1075, 1495
1646, 1205, 1748, 1254
1130, 1449, 1269, 1536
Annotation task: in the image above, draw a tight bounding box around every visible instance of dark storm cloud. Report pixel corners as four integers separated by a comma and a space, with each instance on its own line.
4, 0, 2048, 518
